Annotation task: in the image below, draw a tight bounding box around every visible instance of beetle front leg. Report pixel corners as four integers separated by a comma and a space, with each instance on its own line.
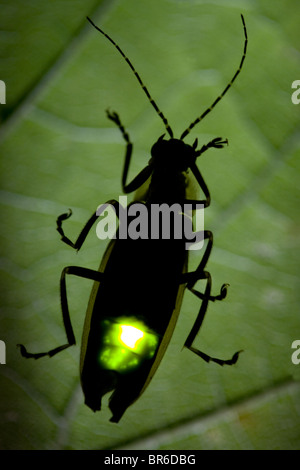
106, 109, 133, 193
196, 136, 228, 157
107, 109, 153, 194
18, 266, 104, 360
186, 137, 228, 208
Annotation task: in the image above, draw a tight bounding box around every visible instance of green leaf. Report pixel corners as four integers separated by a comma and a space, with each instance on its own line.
0, 0, 299, 450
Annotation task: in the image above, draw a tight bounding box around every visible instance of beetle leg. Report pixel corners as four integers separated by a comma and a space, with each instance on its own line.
189, 283, 229, 302
181, 230, 228, 299
56, 199, 121, 250
181, 274, 229, 302
196, 136, 228, 157
181, 230, 241, 366
184, 271, 242, 366
121, 164, 153, 194
180, 230, 213, 289
185, 138, 228, 208
185, 164, 211, 208
188, 345, 242, 366
107, 109, 153, 193
59, 266, 104, 346
106, 109, 133, 192
18, 343, 72, 359
18, 266, 104, 359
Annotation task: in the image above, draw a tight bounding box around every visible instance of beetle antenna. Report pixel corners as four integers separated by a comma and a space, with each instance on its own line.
87, 17, 174, 138
180, 14, 248, 140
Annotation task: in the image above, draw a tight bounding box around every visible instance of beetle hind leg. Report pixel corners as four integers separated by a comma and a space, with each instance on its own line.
187, 345, 242, 366
184, 271, 242, 367
18, 266, 104, 360
17, 342, 72, 359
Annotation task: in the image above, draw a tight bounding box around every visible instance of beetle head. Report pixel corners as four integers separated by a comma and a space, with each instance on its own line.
150, 135, 197, 172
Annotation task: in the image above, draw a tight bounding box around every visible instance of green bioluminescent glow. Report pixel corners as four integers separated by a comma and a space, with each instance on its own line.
98, 317, 159, 373
120, 325, 144, 349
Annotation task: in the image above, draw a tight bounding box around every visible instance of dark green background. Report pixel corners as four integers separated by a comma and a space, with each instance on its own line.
0, 0, 299, 450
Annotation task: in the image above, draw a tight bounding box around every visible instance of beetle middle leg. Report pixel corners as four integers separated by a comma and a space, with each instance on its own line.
56, 199, 121, 250
181, 230, 224, 295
